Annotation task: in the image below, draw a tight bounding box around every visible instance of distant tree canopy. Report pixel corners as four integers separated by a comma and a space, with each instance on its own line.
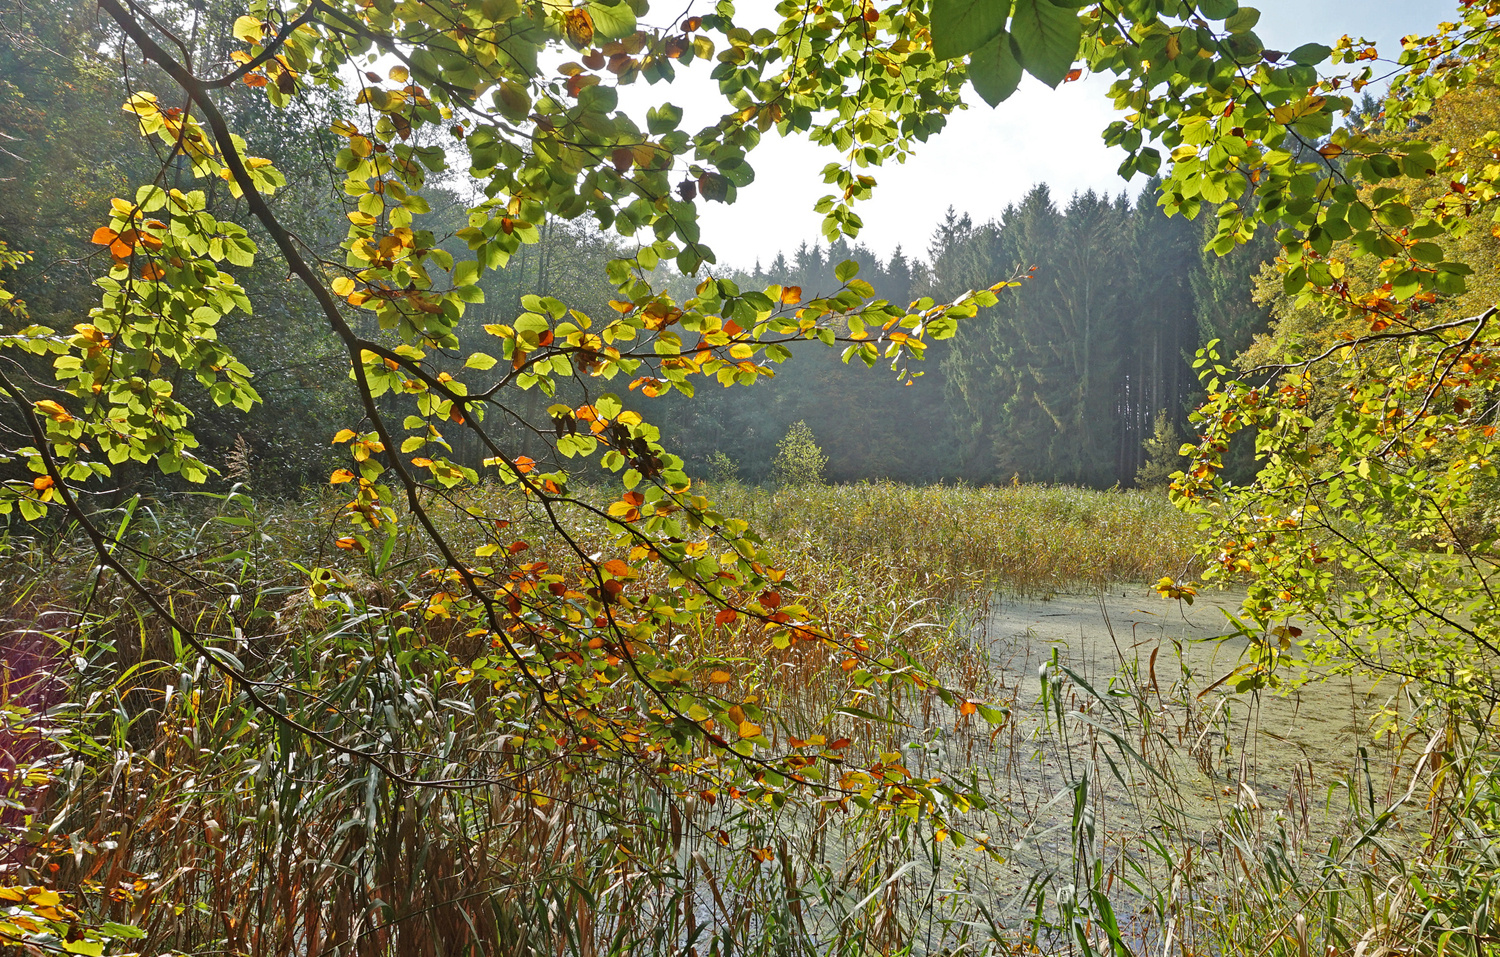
649, 188, 1271, 487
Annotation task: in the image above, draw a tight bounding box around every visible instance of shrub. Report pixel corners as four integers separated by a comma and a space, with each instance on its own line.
771, 421, 828, 486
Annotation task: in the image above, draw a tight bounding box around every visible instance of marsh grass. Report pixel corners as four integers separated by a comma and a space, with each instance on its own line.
4, 481, 1493, 956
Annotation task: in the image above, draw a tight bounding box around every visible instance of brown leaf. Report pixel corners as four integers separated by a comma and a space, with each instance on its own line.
563, 7, 595, 48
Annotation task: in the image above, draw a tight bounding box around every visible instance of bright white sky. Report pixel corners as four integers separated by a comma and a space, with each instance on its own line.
616, 0, 1460, 270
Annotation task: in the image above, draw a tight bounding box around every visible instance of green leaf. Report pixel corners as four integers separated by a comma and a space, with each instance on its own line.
930, 0, 1012, 60
719, 158, 755, 188
1197, 0, 1238, 16
454, 260, 481, 287
834, 259, 860, 283
1010, 0, 1081, 89
1410, 242, 1443, 263
647, 103, 683, 135
595, 392, 623, 419
1224, 7, 1259, 33
969, 33, 1023, 106
465, 352, 498, 370
698, 171, 731, 203
1288, 42, 1331, 65
97, 923, 146, 940
587, 0, 636, 39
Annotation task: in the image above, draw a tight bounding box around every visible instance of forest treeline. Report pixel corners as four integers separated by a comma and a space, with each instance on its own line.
657, 189, 1275, 486
0, 0, 1273, 493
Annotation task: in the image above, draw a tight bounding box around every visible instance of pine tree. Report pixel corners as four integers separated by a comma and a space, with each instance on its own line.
1135, 409, 1185, 489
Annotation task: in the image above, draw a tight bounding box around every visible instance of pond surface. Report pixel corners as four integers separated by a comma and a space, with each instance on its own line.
980, 585, 1400, 801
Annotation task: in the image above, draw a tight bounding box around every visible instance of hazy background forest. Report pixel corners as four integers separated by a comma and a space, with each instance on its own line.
0, 0, 1281, 493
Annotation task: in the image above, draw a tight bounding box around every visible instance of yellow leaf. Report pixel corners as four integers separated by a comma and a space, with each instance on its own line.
331, 428, 358, 444
709, 670, 732, 684
329, 469, 356, 484
232, 15, 263, 43
123, 92, 159, 115
389, 65, 410, 82
331, 276, 356, 296
737, 720, 762, 739
34, 400, 72, 423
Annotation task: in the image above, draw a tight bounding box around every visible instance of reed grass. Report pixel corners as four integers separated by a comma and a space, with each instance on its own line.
3, 481, 1493, 957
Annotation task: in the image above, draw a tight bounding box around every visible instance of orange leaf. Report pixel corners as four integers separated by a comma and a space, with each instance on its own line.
709, 670, 732, 684
244, 73, 269, 87
737, 720, 761, 739
514, 455, 535, 473
32, 475, 54, 491
141, 262, 166, 281
335, 536, 363, 551
780, 285, 802, 305
714, 608, 738, 626
601, 558, 636, 578
91, 227, 119, 246
329, 469, 356, 484
34, 400, 72, 423
1064, 68, 1083, 82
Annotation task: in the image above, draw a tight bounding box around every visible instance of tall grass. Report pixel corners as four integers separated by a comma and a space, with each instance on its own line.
4, 481, 1493, 956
